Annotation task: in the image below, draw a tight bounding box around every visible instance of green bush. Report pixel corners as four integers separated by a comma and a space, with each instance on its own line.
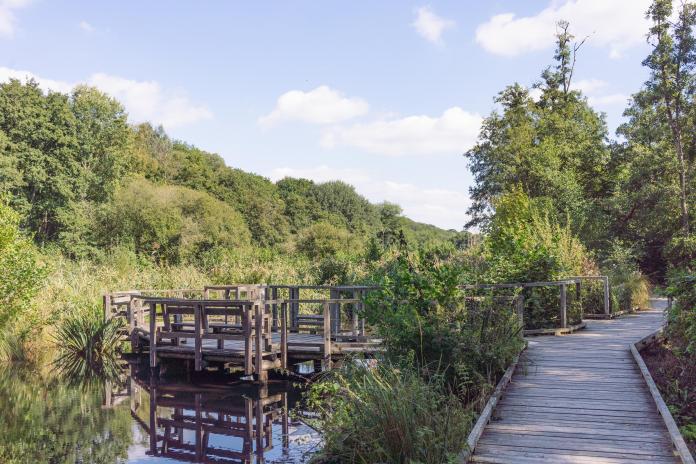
308, 362, 472, 464
0, 200, 46, 331
100, 177, 251, 263
482, 189, 591, 329
364, 245, 523, 402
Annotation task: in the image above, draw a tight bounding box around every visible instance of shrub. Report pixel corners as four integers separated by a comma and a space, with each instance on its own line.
100, 177, 251, 263
364, 245, 523, 402
0, 200, 46, 331
482, 189, 592, 329
308, 362, 472, 464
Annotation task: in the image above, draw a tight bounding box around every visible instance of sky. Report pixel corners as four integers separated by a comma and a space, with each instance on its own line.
0, 0, 655, 230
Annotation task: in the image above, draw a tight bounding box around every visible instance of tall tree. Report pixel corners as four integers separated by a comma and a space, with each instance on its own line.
643, 0, 695, 236
465, 21, 610, 249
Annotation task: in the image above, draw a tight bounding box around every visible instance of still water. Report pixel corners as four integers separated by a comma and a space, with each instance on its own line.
0, 363, 320, 463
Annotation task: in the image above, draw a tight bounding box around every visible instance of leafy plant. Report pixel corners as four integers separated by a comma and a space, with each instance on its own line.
53, 308, 124, 381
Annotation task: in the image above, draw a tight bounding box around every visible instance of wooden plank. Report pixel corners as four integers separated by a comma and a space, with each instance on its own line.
469, 309, 682, 464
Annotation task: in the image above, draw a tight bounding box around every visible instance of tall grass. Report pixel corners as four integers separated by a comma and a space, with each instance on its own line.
308, 362, 473, 464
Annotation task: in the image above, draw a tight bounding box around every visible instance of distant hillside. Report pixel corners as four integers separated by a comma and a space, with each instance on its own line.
0, 79, 466, 263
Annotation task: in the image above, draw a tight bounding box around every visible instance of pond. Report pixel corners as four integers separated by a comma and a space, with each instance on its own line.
0, 362, 321, 463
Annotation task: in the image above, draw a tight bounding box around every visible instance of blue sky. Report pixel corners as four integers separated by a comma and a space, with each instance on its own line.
0, 0, 654, 230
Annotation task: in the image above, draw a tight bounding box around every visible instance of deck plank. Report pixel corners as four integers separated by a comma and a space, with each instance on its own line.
471, 304, 681, 463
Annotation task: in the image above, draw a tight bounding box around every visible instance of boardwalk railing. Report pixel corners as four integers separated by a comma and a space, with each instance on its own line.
461, 279, 588, 334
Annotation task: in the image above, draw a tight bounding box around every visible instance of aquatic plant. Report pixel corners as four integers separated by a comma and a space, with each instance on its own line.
53, 308, 123, 380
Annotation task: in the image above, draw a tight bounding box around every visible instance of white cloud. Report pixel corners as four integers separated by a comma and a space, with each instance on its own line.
0, 66, 73, 93
475, 0, 651, 58
0, 67, 212, 129
88, 73, 212, 129
321, 107, 481, 156
259, 85, 369, 127
572, 78, 607, 94
587, 93, 628, 106
79, 20, 94, 33
0, 0, 30, 38
570, 78, 627, 107
413, 6, 455, 44
269, 165, 469, 229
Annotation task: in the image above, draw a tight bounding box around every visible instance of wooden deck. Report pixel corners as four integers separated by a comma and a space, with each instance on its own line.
471, 302, 680, 463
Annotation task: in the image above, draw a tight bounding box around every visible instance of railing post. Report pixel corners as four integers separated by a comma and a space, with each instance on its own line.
149, 301, 158, 368
330, 287, 340, 334
255, 302, 267, 383
575, 279, 582, 321
323, 301, 332, 370
280, 302, 287, 369
603, 276, 610, 316
244, 303, 252, 376
194, 303, 203, 371
271, 286, 279, 331
560, 283, 568, 329
515, 290, 525, 329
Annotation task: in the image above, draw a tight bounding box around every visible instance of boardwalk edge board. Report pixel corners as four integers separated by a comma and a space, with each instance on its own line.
632, 328, 695, 464
458, 343, 527, 463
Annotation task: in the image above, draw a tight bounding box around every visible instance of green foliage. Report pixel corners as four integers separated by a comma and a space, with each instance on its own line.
296, 221, 355, 260
480, 189, 591, 327
0, 200, 46, 331
364, 244, 523, 401
666, 268, 696, 354
53, 307, 123, 381
101, 177, 251, 263
308, 362, 473, 464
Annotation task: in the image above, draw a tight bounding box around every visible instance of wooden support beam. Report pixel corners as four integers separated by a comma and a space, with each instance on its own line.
323, 301, 332, 370
560, 283, 568, 329
194, 304, 203, 371
149, 302, 158, 368
280, 302, 287, 369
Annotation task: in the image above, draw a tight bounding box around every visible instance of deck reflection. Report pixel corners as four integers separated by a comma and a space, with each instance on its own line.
129, 376, 305, 463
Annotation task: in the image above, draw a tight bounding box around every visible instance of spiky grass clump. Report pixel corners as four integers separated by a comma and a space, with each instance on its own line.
308, 362, 473, 464
53, 309, 123, 380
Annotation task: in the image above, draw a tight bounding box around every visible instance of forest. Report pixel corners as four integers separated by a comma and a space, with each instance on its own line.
0, 0, 694, 462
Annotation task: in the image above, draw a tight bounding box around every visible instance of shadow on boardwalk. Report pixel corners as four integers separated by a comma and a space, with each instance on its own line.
471, 301, 680, 464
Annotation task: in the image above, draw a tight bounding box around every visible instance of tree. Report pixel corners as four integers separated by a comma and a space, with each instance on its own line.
465, 22, 611, 247
642, 0, 695, 237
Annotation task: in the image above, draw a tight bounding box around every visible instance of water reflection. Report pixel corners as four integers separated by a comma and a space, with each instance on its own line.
0, 365, 318, 463
127, 374, 315, 463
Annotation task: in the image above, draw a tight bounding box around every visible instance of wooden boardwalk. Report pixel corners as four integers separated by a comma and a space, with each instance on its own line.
472, 302, 680, 464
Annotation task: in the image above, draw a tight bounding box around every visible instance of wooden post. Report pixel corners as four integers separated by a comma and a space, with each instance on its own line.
280, 302, 287, 369
195, 393, 203, 461
352, 291, 359, 337
149, 302, 158, 368
330, 288, 340, 334
244, 304, 252, 376
194, 304, 203, 371
575, 280, 582, 321
515, 291, 525, 329
323, 301, 332, 370
254, 302, 266, 383
603, 276, 610, 316
271, 286, 279, 331
560, 284, 568, 329
149, 382, 158, 455
103, 294, 111, 322
291, 287, 299, 330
